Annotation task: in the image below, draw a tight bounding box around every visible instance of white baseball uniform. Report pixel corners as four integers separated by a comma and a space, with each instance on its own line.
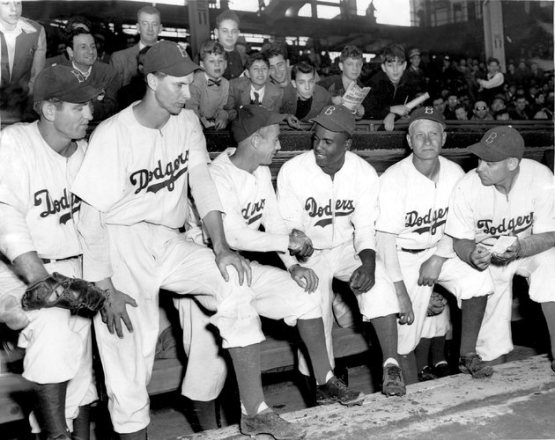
376, 155, 493, 355
446, 158, 555, 361
174, 148, 322, 400
0, 122, 97, 432
71, 106, 313, 433
277, 150, 400, 374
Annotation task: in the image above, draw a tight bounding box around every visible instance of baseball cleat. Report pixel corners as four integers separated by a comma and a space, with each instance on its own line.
316, 376, 365, 406
382, 364, 406, 396
432, 362, 451, 378
417, 365, 437, 382
240, 408, 306, 440
459, 353, 493, 378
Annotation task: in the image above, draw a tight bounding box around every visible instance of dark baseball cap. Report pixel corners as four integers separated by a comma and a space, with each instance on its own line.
232, 105, 286, 143
468, 126, 525, 162
143, 41, 200, 76
409, 106, 446, 128
33, 65, 101, 103
310, 105, 356, 135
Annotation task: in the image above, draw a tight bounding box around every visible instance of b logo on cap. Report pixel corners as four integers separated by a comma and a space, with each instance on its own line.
324, 106, 336, 116
485, 132, 498, 144
176, 43, 189, 59
70, 69, 86, 83
424, 107, 433, 114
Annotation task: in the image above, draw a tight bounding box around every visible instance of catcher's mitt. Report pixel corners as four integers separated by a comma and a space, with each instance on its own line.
426, 291, 447, 317
21, 272, 106, 314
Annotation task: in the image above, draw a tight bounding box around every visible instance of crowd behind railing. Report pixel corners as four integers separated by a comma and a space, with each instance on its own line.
1, 4, 554, 130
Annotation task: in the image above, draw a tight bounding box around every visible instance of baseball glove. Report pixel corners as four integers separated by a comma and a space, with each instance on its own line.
21, 272, 106, 314
426, 291, 447, 317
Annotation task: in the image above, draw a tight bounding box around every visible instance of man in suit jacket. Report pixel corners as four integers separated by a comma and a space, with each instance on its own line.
225, 52, 283, 121
110, 5, 161, 90
280, 61, 331, 122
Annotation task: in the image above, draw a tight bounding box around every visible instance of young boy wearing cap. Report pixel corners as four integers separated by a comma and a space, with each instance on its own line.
186, 40, 230, 130
375, 106, 494, 383
277, 104, 406, 397
364, 44, 414, 131
0, 65, 101, 439
446, 126, 555, 372
214, 9, 244, 80
72, 40, 310, 440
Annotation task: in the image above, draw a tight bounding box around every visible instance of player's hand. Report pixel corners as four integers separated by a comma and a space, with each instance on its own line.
286, 114, 302, 130
470, 244, 491, 271
349, 264, 375, 294
383, 112, 396, 131
491, 239, 520, 266
418, 255, 447, 286
289, 264, 319, 293
214, 246, 252, 286
100, 288, 137, 339
394, 281, 414, 325
288, 229, 314, 258
214, 115, 228, 130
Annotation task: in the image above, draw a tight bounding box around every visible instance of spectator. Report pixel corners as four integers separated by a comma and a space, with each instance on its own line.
225, 51, 283, 121
46, 16, 92, 66
262, 42, 290, 89
471, 100, 493, 121
443, 92, 459, 120
477, 57, 504, 105
52, 28, 119, 121
186, 40, 230, 130
405, 48, 427, 94
514, 59, 531, 85
280, 61, 331, 122
509, 96, 531, 120
454, 104, 468, 121
364, 44, 414, 131
116, 46, 150, 109
0, 0, 46, 95
490, 96, 507, 114
494, 109, 510, 121
432, 96, 446, 115
235, 35, 249, 66
110, 5, 161, 90
214, 9, 244, 80
318, 45, 366, 119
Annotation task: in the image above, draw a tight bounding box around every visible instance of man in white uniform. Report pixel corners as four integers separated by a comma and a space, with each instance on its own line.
277, 105, 405, 396
0, 65, 100, 439
72, 41, 307, 440
446, 126, 555, 371
375, 106, 494, 383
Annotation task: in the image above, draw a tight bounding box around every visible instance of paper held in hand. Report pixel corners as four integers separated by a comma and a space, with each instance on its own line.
342, 81, 371, 111
405, 92, 430, 111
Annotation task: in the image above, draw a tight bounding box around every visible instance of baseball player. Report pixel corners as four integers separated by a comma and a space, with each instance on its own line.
277, 104, 406, 396
446, 126, 555, 371
375, 106, 494, 383
0, 65, 101, 439
71, 41, 306, 440
174, 105, 364, 419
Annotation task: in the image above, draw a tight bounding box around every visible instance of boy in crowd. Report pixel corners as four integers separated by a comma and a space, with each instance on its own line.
280, 61, 331, 122
262, 42, 291, 89
186, 40, 230, 130
442, 92, 459, 120
471, 100, 493, 121
214, 10, 244, 80
364, 44, 413, 131
225, 52, 283, 121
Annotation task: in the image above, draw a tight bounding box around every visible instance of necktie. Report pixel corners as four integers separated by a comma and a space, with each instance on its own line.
252, 91, 260, 105
207, 78, 221, 87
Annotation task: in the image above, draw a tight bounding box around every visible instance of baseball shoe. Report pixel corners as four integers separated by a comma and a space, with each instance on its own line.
433, 362, 451, 378
240, 408, 306, 440
316, 376, 364, 406
459, 353, 493, 378
417, 365, 437, 382
382, 364, 406, 396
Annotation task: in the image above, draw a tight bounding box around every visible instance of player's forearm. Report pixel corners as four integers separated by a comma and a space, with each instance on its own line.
518, 232, 555, 258
202, 210, 232, 254
12, 251, 49, 285
358, 248, 376, 270
451, 237, 476, 266
434, 234, 455, 258
226, 227, 289, 253
189, 165, 224, 218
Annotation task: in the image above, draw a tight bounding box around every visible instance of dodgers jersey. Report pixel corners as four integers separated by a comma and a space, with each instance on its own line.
446, 159, 555, 244
376, 155, 464, 250
72, 105, 218, 227
277, 151, 377, 253
209, 149, 296, 267
0, 122, 84, 261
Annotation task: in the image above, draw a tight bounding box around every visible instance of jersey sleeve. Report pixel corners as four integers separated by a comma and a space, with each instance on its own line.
531, 166, 555, 234
351, 162, 379, 253
276, 161, 305, 232
375, 168, 407, 234
445, 177, 477, 240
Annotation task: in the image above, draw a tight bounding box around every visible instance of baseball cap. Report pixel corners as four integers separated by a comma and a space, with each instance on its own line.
408, 106, 446, 127
143, 41, 200, 76
310, 105, 356, 135
232, 105, 286, 143
408, 48, 421, 58
33, 65, 101, 103
468, 126, 525, 162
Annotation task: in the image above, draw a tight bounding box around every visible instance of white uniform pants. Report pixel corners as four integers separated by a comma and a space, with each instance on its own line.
477, 248, 555, 361
97, 224, 319, 433
298, 241, 400, 375
396, 248, 492, 355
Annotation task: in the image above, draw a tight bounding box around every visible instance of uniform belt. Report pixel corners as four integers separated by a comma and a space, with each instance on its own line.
41, 255, 81, 264
400, 248, 427, 254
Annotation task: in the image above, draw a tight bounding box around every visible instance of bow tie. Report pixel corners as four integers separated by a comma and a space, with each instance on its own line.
207, 78, 222, 87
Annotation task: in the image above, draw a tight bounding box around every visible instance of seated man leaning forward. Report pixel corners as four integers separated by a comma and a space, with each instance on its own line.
174, 104, 364, 416
446, 126, 555, 372
277, 105, 406, 397
71, 41, 305, 440
375, 106, 494, 383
